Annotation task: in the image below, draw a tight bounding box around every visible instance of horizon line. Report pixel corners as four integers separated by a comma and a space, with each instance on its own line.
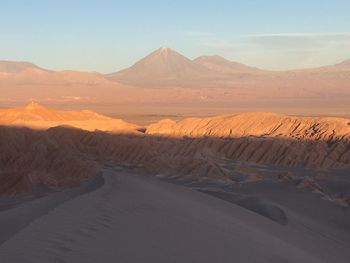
1, 46, 348, 74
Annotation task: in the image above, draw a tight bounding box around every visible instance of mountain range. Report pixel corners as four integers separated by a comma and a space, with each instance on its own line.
0, 47, 350, 115
1, 46, 349, 83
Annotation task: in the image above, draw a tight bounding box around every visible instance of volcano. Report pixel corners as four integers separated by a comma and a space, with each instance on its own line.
106, 46, 218, 86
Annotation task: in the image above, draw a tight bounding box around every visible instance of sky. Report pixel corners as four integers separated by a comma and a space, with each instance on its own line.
1, 0, 350, 73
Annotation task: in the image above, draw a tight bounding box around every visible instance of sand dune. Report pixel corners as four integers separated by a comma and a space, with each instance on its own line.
0, 105, 349, 262
1, 169, 349, 263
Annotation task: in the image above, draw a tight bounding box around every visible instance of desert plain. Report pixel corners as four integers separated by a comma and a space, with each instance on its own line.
0, 47, 349, 262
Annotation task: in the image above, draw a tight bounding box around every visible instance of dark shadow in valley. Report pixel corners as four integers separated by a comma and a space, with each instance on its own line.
0, 125, 349, 236
199, 190, 289, 225
0, 172, 104, 245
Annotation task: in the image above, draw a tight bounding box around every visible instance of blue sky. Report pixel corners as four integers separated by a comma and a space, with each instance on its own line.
1, 0, 350, 72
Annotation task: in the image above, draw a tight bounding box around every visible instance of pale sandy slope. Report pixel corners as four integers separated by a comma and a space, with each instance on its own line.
0, 102, 140, 132
0, 169, 349, 263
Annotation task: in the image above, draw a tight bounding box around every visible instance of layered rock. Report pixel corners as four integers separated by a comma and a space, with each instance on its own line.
146, 113, 350, 169
0, 108, 349, 203
146, 112, 350, 142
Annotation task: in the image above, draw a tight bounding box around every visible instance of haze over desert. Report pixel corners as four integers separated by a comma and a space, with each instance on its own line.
0, 1, 350, 262
1, 46, 350, 119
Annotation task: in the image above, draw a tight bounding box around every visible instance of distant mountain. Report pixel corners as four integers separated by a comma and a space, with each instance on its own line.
106, 47, 266, 87
0, 61, 108, 84
193, 55, 261, 74
1, 52, 349, 111
0, 61, 49, 74
0, 60, 107, 83
106, 46, 218, 86
336, 59, 350, 68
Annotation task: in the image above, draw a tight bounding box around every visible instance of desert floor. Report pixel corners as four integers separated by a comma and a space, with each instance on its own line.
0, 166, 349, 263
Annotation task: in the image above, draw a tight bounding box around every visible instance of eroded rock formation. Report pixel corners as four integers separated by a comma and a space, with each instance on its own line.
0, 105, 349, 206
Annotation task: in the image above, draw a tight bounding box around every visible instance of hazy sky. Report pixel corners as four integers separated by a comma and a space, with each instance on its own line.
1, 0, 350, 72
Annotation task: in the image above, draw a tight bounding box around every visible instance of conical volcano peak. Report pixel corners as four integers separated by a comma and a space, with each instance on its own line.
155, 46, 175, 57
107, 46, 214, 85
159, 46, 170, 52
155, 46, 172, 57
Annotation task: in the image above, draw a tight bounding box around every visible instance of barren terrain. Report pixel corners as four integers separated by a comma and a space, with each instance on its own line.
1, 47, 349, 116
0, 97, 349, 262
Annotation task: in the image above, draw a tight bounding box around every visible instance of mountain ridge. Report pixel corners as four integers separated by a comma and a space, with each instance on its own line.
336, 59, 350, 68
1, 48, 350, 109
106, 46, 217, 85
2, 50, 349, 74
0, 60, 49, 74
193, 55, 261, 74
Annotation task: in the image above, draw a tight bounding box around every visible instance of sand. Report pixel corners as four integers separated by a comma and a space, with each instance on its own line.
0, 104, 349, 262
0, 174, 104, 245
0, 168, 349, 263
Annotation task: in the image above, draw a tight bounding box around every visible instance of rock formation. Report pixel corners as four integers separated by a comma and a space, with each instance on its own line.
0, 105, 349, 206
0, 102, 140, 132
